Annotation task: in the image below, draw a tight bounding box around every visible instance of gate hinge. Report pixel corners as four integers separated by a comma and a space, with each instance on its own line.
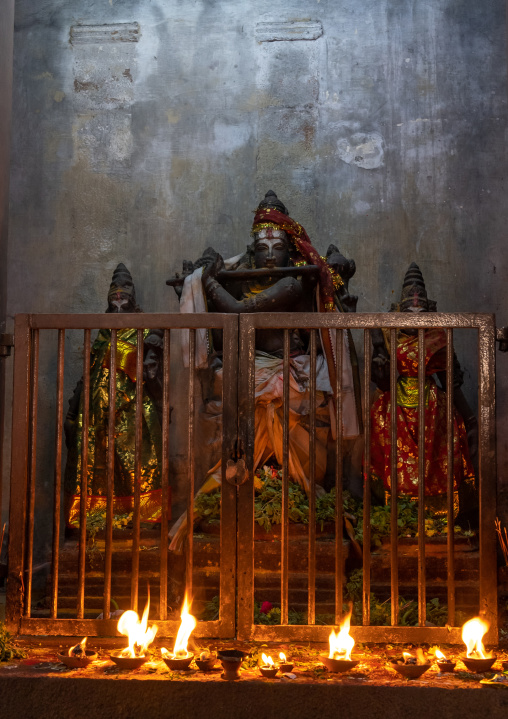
0, 333, 13, 358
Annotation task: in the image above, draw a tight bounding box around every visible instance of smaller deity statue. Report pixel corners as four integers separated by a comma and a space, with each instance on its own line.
64, 263, 164, 529
369, 262, 477, 512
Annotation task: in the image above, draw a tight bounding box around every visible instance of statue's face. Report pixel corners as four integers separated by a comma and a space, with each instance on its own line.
402, 290, 428, 313
108, 291, 135, 313
253, 228, 290, 269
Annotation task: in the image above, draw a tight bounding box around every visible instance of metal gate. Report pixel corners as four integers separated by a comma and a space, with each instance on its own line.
236, 312, 497, 644
5, 311, 497, 643
6, 312, 238, 638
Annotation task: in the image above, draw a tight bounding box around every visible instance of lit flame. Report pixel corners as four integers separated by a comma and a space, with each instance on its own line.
161, 594, 197, 659
461, 617, 491, 659
328, 606, 355, 661
279, 652, 286, 663
117, 594, 158, 658
262, 653, 274, 667
69, 637, 87, 657
435, 649, 447, 661
402, 649, 427, 665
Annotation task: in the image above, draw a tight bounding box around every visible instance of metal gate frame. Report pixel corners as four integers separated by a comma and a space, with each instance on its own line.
237, 311, 497, 644
6, 312, 238, 638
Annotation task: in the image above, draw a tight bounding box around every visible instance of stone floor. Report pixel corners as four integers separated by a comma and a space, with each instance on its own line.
1, 638, 508, 719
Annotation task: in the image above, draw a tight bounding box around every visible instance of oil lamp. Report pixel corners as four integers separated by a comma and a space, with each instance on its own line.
435, 648, 456, 673
278, 652, 294, 673
195, 650, 217, 671
161, 594, 197, 670
389, 649, 431, 679
217, 649, 248, 680
259, 653, 279, 678
321, 607, 360, 673
460, 617, 497, 673
57, 637, 97, 668
110, 594, 158, 669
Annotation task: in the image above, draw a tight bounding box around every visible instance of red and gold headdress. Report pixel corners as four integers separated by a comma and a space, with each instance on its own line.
251, 191, 335, 310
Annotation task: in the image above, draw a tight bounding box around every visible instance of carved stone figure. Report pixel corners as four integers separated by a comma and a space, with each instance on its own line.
64, 263, 163, 529
168, 190, 361, 550
369, 262, 477, 511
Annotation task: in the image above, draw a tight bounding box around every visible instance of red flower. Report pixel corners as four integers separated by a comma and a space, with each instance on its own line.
260, 601, 273, 614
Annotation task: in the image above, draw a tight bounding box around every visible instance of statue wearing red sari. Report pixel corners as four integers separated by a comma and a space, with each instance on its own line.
370, 263, 476, 502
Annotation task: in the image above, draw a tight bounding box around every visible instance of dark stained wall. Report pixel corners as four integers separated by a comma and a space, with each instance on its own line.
4, 1, 508, 528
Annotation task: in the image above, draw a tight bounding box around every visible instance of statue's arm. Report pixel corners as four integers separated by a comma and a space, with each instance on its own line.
370, 328, 391, 391
202, 249, 303, 313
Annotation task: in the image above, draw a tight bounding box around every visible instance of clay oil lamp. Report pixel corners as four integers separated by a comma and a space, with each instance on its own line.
217, 649, 248, 680
278, 652, 294, 673
435, 648, 456, 673
460, 617, 497, 673
57, 637, 97, 668
259, 653, 279, 678
389, 649, 431, 679
195, 650, 217, 672
110, 595, 158, 669
321, 606, 359, 673
161, 594, 196, 670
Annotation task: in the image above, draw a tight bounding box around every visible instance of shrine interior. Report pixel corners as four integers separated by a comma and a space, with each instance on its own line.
1, 0, 508, 661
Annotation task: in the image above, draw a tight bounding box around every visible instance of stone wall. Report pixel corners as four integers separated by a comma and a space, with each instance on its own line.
3, 1, 508, 536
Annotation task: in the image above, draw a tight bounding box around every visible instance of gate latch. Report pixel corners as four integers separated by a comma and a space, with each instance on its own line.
225, 458, 249, 486
0, 334, 13, 358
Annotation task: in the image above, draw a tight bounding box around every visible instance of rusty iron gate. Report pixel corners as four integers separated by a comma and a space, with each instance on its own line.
5, 311, 497, 643
236, 312, 497, 644
6, 312, 238, 637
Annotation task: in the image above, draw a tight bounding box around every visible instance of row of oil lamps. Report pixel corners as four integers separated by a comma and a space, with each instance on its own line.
56, 596, 506, 681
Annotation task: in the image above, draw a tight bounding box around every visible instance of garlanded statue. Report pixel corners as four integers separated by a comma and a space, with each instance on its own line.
369, 262, 476, 511
64, 264, 164, 529
168, 190, 361, 550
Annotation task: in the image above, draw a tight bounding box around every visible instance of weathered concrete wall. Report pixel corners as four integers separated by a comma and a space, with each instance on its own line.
4, 2, 508, 536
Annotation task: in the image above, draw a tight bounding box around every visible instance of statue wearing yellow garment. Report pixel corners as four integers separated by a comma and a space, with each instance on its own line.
64, 264, 163, 528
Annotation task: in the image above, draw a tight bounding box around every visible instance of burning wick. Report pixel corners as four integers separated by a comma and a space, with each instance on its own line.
328, 606, 355, 661
279, 652, 286, 664
262, 653, 274, 668
69, 637, 87, 658
401, 649, 427, 665
435, 649, 447, 661
117, 591, 158, 658
462, 617, 492, 659
161, 593, 197, 660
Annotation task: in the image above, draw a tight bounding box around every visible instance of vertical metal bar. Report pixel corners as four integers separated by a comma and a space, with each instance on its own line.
362, 330, 371, 626
130, 329, 143, 613
417, 328, 426, 626
236, 316, 256, 641
478, 319, 497, 639
50, 329, 65, 619
6, 315, 31, 631
390, 327, 399, 626
220, 316, 238, 637
186, 329, 196, 600
77, 329, 90, 619
24, 329, 39, 617
159, 329, 170, 621
334, 329, 344, 624
103, 329, 116, 620
308, 329, 316, 625
281, 329, 290, 625
445, 328, 455, 625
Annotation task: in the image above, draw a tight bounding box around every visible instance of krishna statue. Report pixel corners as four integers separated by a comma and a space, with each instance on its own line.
168, 190, 362, 550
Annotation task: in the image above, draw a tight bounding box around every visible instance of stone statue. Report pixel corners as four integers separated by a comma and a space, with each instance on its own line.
64, 263, 164, 529
369, 262, 477, 513
167, 190, 361, 550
